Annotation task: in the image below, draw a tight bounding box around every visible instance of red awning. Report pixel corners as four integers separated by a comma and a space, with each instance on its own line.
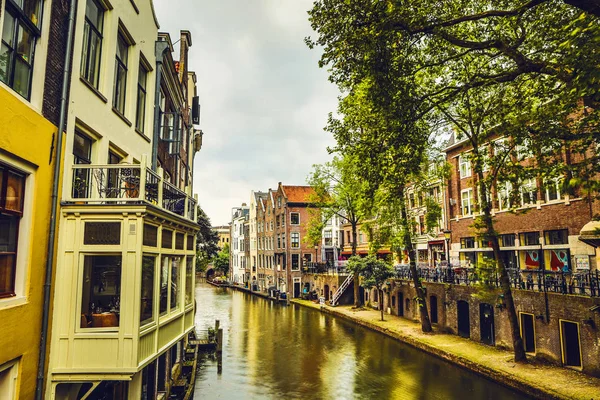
428, 240, 445, 245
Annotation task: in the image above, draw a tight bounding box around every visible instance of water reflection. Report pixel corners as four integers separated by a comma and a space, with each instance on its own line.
193, 283, 527, 399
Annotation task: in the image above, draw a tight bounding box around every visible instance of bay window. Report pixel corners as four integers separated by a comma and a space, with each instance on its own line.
140, 256, 155, 325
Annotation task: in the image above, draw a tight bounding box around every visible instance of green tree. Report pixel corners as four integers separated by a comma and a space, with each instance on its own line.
307, 154, 373, 307
213, 243, 230, 277
196, 206, 220, 273
347, 255, 395, 321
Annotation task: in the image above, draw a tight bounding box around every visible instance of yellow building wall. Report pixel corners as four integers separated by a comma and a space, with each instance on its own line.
0, 85, 61, 400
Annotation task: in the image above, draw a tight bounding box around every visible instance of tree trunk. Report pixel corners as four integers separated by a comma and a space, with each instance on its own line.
399, 186, 432, 332
351, 220, 361, 307
379, 288, 385, 321
477, 173, 527, 362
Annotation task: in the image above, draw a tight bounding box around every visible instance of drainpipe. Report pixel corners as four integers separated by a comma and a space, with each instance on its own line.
36, 0, 77, 398
151, 40, 170, 170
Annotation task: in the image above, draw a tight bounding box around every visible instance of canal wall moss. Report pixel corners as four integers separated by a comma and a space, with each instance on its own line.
291, 299, 600, 400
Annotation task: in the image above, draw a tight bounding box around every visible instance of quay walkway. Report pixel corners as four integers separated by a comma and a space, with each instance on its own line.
292, 299, 600, 400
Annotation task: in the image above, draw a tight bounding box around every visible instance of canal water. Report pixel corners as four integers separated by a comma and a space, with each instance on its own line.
193, 283, 529, 399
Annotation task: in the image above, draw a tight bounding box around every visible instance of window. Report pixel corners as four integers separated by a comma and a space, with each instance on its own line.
0, 0, 43, 98
520, 179, 537, 206
497, 181, 513, 210
160, 256, 169, 315
461, 188, 473, 216
72, 132, 92, 198
460, 237, 475, 249
277, 234, 280, 249
545, 178, 561, 202
419, 215, 425, 235
0, 359, 19, 399
459, 155, 471, 178
185, 256, 193, 306
409, 192, 415, 209
521, 232, 540, 246
277, 197, 281, 208
290, 212, 299, 225
276, 215, 280, 227
80, 255, 121, 329
81, 0, 103, 88
546, 229, 568, 245
140, 256, 155, 325
515, 138, 533, 161
0, 164, 25, 298
291, 254, 300, 270
324, 230, 332, 246
501, 234, 516, 247
113, 32, 128, 114
135, 63, 148, 132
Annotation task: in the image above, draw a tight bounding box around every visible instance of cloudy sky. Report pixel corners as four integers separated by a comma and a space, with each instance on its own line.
154, 1, 339, 226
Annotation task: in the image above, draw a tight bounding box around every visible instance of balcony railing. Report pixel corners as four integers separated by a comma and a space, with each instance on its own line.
68, 160, 197, 222
394, 265, 600, 297
303, 261, 350, 275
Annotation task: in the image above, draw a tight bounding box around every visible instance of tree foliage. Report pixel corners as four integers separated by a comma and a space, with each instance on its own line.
196, 206, 220, 272
347, 255, 395, 321
213, 243, 230, 277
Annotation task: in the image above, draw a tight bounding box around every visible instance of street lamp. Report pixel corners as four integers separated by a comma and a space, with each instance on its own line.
443, 230, 452, 266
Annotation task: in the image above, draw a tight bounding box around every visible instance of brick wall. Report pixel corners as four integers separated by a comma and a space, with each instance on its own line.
384, 281, 600, 376
42, 0, 76, 127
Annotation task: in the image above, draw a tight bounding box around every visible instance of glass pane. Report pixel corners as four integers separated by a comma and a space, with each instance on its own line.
73, 133, 92, 162
22, 0, 42, 28
117, 35, 128, 64
89, 32, 102, 87
16, 24, 34, 63
0, 254, 16, 296
160, 256, 168, 315
114, 64, 127, 113
138, 65, 146, 88
170, 258, 179, 311
80, 23, 90, 78
136, 88, 145, 131
80, 255, 121, 328
0, 215, 18, 253
85, 0, 103, 30
13, 57, 31, 98
0, 44, 12, 84
185, 256, 193, 305
2, 13, 15, 46
140, 256, 155, 325
6, 171, 25, 212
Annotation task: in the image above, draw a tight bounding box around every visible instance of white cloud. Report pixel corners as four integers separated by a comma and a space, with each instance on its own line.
154, 0, 339, 225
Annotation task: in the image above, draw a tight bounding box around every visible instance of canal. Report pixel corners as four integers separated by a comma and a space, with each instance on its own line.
193, 283, 529, 399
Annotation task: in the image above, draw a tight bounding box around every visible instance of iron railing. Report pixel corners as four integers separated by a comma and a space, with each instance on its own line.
303, 262, 350, 275
394, 265, 600, 297
69, 163, 197, 222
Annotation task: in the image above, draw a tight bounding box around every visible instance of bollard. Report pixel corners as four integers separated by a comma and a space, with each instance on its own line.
216, 328, 223, 352
215, 319, 220, 332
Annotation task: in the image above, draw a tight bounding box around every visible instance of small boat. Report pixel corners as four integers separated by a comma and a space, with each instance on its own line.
170, 331, 199, 400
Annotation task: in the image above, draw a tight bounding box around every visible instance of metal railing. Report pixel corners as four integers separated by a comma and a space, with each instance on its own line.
394, 265, 600, 297
303, 262, 350, 275
69, 161, 197, 222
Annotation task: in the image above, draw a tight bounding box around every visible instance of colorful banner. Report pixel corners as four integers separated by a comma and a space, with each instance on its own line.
550, 249, 570, 271
524, 250, 539, 270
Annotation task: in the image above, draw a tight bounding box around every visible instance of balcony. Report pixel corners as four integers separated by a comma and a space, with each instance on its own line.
68, 158, 197, 222
303, 261, 349, 275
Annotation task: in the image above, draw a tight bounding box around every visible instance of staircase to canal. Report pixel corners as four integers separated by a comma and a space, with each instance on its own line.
331, 274, 353, 306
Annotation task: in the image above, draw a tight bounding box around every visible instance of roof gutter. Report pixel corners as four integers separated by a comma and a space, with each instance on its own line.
36, 0, 77, 398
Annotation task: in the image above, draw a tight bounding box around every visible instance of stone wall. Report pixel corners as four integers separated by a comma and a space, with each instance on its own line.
384, 280, 600, 376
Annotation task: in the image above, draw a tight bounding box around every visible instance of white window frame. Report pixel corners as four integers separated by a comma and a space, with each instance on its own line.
461, 188, 473, 216
545, 178, 562, 203
520, 178, 537, 207
291, 232, 299, 248
515, 138, 533, 161
0, 358, 19, 399
0, 155, 34, 309
459, 155, 472, 178
497, 181, 513, 211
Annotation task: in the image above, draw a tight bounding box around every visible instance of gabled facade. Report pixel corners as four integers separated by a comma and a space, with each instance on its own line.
230, 204, 249, 284
45, 2, 202, 398
0, 0, 70, 397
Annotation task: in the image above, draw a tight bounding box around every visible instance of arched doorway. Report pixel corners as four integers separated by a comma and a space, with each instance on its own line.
324, 284, 330, 301
206, 268, 215, 280
457, 300, 470, 338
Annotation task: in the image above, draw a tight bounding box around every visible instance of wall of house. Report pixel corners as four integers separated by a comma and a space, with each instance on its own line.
385, 280, 600, 376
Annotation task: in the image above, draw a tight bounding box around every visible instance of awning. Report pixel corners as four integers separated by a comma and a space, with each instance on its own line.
428, 240, 445, 246
579, 220, 600, 248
